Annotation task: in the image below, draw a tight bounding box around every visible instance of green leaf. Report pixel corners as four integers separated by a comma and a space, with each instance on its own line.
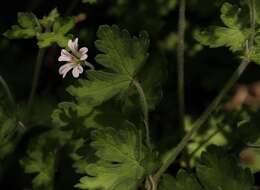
157, 0, 177, 16
184, 116, 229, 167
0, 114, 17, 160
195, 3, 250, 52
197, 146, 256, 190
220, 3, 243, 28
37, 17, 75, 48
17, 12, 38, 28
172, 170, 202, 190
158, 174, 175, 190
68, 25, 150, 106
95, 25, 149, 76
255, 1, 260, 24
39, 8, 60, 28
4, 9, 75, 48
4, 12, 40, 39
21, 129, 71, 190
82, 0, 97, 4
75, 122, 155, 190
52, 101, 93, 129
122, 53, 167, 112
68, 71, 131, 106
195, 26, 248, 52
251, 34, 260, 65
0, 106, 26, 160
162, 146, 256, 190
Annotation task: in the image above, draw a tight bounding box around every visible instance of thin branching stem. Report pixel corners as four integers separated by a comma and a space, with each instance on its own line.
0, 75, 16, 109
152, 0, 256, 185
177, 0, 186, 130
28, 48, 46, 107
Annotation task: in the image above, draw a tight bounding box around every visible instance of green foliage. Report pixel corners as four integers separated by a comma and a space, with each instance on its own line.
82, 0, 97, 4
0, 111, 19, 159
75, 122, 156, 190
37, 17, 75, 48
159, 146, 256, 190
4, 12, 41, 39
158, 174, 175, 190
0, 102, 26, 161
39, 8, 59, 28
2, 1, 260, 189
20, 129, 71, 190
121, 53, 167, 112
172, 170, 202, 190
184, 116, 229, 166
4, 9, 75, 48
68, 25, 150, 106
197, 146, 255, 190
195, 2, 250, 52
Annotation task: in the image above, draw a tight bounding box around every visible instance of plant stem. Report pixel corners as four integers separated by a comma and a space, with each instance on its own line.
28, 48, 46, 107
177, 0, 186, 130
0, 75, 16, 109
133, 79, 151, 149
153, 0, 256, 184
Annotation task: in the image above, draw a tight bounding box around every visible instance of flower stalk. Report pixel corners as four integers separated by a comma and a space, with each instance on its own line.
177, 0, 186, 130
28, 48, 46, 107
0, 75, 16, 109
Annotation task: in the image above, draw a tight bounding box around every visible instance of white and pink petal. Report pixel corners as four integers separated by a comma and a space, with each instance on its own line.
72, 65, 84, 78
68, 38, 79, 52
58, 49, 73, 62
59, 63, 76, 78
79, 47, 88, 55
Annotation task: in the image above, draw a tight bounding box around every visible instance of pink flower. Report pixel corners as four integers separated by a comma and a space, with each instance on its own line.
58, 38, 94, 78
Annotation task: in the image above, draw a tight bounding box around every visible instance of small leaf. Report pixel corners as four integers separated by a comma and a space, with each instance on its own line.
194, 26, 248, 52
197, 146, 256, 190
195, 2, 250, 52
4, 12, 40, 39
37, 17, 75, 48
21, 129, 71, 190
158, 174, 175, 190
0, 106, 26, 160
40, 8, 60, 28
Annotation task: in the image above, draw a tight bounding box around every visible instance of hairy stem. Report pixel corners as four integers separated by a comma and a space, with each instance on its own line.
177, 0, 186, 130
133, 80, 151, 149
153, 0, 256, 184
28, 48, 46, 107
0, 75, 16, 109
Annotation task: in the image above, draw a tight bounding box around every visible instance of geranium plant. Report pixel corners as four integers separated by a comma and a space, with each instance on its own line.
0, 0, 260, 189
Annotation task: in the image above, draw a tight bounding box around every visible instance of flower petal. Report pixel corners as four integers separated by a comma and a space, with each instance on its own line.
68, 38, 79, 52
59, 63, 76, 78
79, 47, 88, 55
80, 54, 88, 61
58, 49, 73, 62
72, 65, 84, 78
